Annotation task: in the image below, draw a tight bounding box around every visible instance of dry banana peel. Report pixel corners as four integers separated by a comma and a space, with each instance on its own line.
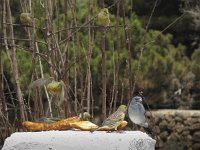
23, 118, 128, 132
70, 121, 98, 131
23, 116, 80, 131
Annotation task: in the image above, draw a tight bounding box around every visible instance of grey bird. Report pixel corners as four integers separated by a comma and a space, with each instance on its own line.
128, 96, 148, 128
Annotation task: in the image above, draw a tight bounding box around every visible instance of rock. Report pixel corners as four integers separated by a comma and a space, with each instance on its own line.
187, 147, 192, 150
189, 123, 200, 132
176, 123, 184, 134
174, 112, 182, 118
167, 120, 176, 131
159, 131, 168, 141
186, 135, 193, 147
165, 115, 173, 123
163, 141, 185, 150
157, 137, 164, 148
182, 130, 190, 136
152, 126, 160, 134
192, 143, 200, 150
186, 135, 192, 147
182, 126, 189, 132
187, 135, 192, 141
154, 116, 162, 124
192, 113, 200, 118
2, 131, 157, 150
186, 118, 198, 126
167, 133, 179, 141
192, 131, 200, 142
159, 120, 168, 130
175, 116, 182, 123
151, 109, 200, 150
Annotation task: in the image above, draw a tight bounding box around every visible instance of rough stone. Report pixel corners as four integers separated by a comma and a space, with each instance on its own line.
151, 110, 200, 149
192, 143, 200, 150
163, 141, 185, 150
167, 132, 179, 141
174, 112, 182, 118
176, 123, 185, 134
167, 120, 176, 131
159, 120, 168, 130
182, 130, 190, 136
182, 126, 189, 132
165, 115, 173, 123
192, 113, 200, 118
189, 123, 200, 132
175, 116, 182, 123
186, 118, 198, 125
153, 116, 162, 124
159, 131, 168, 141
157, 137, 164, 148
186, 135, 193, 147
192, 131, 200, 142
152, 126, 160, 134
2, 131, 156, 150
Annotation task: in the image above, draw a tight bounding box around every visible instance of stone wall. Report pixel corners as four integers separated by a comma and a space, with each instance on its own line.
151, 110, 200, 150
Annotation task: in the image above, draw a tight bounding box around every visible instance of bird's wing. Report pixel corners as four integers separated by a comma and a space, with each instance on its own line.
29, 78, 53, 88
102, 111, 125, 126
137, 102, 146, 115
137, 102, 149, 124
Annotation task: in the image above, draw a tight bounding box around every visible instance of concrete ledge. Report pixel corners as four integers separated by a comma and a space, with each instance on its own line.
2, 131, 156, 150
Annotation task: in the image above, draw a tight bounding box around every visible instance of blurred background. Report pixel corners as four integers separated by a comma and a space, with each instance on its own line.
0, 0, 199, 149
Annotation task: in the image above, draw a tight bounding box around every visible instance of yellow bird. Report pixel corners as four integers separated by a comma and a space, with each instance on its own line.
20, 13, 32, 26
47, 80, 65, 95
30, 77, 66, 106
91, 105, 127, 132
79, 112, 91, 121
97, 8, 110, 27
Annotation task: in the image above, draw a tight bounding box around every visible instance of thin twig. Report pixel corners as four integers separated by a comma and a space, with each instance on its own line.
131, 0, 159, 98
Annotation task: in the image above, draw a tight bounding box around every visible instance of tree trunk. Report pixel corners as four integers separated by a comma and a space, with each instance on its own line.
4, 0, 27, 122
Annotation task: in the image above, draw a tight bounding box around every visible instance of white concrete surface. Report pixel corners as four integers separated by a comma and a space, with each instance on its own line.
2, 131, 156, 150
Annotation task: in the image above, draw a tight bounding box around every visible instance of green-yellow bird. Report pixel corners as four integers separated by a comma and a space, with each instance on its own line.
30, 77, 65, 94
91, 105, 127, 132
20, 13, 32, 26
79, 112, 91, 121
97, 8, 110, 27
47, 80, 65, 95
30, 77, 66, 106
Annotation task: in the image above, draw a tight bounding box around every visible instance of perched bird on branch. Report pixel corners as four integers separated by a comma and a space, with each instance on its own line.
97, 8, 110, 27
20, 13, 32, 26
91, 105, 127, 132
128, 96, 148, 128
